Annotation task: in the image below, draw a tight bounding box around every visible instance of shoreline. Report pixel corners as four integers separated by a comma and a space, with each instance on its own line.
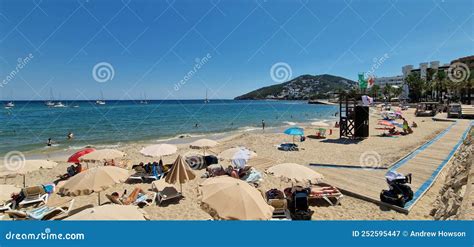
2, 118, 336, 162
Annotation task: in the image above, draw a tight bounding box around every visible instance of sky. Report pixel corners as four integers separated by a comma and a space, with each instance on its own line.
0, 0, 472, 100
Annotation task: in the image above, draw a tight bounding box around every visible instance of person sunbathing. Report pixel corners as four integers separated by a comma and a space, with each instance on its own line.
226, 165, 239, 179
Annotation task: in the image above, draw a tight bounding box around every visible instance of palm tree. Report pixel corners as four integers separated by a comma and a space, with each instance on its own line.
405, 72, 424, 102
382, 84, 393, 102
369, 84, 380, 99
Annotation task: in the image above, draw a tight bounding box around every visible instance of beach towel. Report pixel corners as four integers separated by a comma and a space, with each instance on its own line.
242, 168, 262, 184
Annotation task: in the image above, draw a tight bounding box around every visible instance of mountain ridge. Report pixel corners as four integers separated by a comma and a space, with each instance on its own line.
234, 74, 357, 100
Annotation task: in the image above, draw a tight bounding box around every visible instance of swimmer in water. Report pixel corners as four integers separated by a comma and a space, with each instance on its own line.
47, 138, 52, 147
67, 132, 74, 140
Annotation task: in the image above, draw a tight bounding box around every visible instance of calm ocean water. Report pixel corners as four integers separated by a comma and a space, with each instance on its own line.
0, 100, 338, 156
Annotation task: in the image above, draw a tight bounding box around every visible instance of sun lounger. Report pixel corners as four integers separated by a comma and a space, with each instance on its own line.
309, 185, 343, 206
106, 191, 156, 207
151, 180, 182, 205
19, 186, 49, 207
0, 202, 13, 212
26, 199, 75, 220
315, 129, 326, 139
276, 143, 299, 151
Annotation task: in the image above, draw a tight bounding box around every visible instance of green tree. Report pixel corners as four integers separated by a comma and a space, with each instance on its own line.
405, 72, 424, 102
369, 84, 380, 99
382, 84, 393, 101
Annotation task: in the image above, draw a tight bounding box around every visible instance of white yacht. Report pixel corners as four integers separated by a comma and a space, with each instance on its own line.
53, 101, 66, 108
4, 101, 14, 109
96, 91, 106, 105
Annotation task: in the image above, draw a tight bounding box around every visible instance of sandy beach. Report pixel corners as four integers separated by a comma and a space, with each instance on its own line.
1, 108, 469, 220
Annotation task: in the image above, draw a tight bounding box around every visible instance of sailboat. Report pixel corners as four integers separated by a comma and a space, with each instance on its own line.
204, 89, 210, 103
4, 91, 15, 109
139, 92, 148, 104
45, 88, 55, 107
96, 91, 106, 105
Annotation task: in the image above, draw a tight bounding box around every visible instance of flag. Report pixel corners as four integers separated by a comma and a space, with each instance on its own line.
358, 73, 367, 90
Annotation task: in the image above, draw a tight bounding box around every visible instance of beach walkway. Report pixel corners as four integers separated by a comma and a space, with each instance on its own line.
311, 120, 472, 213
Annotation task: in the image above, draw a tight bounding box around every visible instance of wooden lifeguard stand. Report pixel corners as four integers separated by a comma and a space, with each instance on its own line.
339, 95, 369, 139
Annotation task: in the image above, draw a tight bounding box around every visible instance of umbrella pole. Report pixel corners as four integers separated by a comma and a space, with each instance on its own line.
23, 174, 26, 187
180, 183, 183, 194
98, 192, 101, 205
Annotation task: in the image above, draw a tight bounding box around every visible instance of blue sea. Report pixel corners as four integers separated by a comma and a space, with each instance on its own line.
0, 100, 338, 156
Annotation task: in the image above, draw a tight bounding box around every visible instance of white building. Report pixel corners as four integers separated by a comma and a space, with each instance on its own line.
374, 61, 450, 100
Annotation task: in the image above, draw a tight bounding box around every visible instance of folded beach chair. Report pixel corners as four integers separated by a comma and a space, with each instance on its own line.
309, 185, 344, 206
26, 199, 75, 220
315, 129, 327, 139
266, 189, 291, 220
151, 180, 182, 205
19, 186, 49, 207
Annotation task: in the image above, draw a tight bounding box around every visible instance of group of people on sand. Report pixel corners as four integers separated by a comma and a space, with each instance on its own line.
385, 118, 416, 137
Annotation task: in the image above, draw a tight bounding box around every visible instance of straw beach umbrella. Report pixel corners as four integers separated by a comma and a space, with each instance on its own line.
59, 166, 129, 196
140, 144, 177, 157
267, 163, 324, 184
0, 184, 20, 203
65, 205, 147, 220
79, 149, 125, 162
0, 159, 58, 187
199, 177, 273, 220
165, 155, 196, 193
190, 139, 218, 155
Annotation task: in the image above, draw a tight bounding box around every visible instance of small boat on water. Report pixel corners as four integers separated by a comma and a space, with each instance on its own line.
45, 88, 55, 107
204, 89, 210, 103
53, 101, 66, 108
4, 101, 14, 109
96, 91, 106, 105
139, 92, 148, 104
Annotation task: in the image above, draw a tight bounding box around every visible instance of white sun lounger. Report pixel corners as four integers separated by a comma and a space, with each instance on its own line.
26, 199, 75, 220
19, 186, 49, 207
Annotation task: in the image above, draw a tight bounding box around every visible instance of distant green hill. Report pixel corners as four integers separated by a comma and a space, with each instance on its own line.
234, 74, 357, 100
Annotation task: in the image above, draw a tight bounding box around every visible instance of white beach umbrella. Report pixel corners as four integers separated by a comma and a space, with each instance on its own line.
0, 184, 20, 203
0, 159, 58, 187
199, 177, 273, 220
140, 144, 177, 157
267, 163, 324, 184
190, 139, 218, 155
65, 205, 147, 221
219, 147, 257, 169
